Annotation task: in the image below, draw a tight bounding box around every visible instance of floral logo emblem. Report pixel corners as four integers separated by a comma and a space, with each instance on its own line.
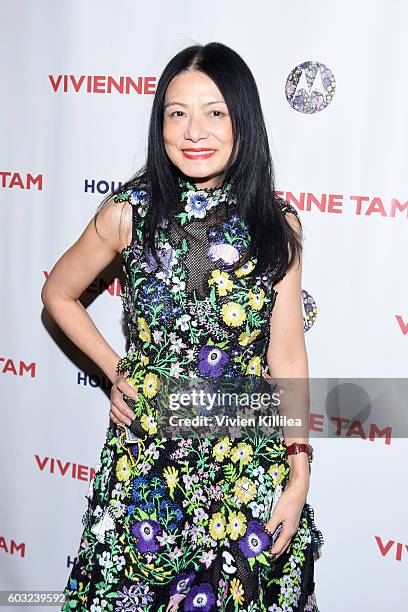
286, 61, 336, 113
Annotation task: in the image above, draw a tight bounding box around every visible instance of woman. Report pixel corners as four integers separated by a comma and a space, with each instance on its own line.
42, 42, 324, 611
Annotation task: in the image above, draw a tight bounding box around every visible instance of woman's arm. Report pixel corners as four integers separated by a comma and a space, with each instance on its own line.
263, 211, 311, 558
41, 198, 132, 384
267, 211, 310, 487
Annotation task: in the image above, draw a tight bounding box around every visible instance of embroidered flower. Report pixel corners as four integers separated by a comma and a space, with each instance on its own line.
200, 548, 217, 569
172, 277, 186, 293
178, 176, 232, 221
183, 583, 216, 612
246, 356, 261, 376
226, 511, 247, 540
238, 520, 270, 558
198, 345, 229, 376
131, 519, 162, 553
221, 302, 246, 327
208, 270, 233, 295
116, 455, 131, 482
115, 583, 154, 608
169, 572, 196, 596
140, 414, 157, 435
163, 466, 179, 498
142, 372, 159, 398
209, 512, 226, 540
248, 287, 265, 310
230, 577, 245, 605
268, 463, 286, 485
185, 192, 211, 218
230, 442, 254, 465
137, 317, 151, 343
238, 329, 261, 346
129, 187, 147, 203
207, 243, 240, 265
212, 436, 231, 462
234, 260, 255, 277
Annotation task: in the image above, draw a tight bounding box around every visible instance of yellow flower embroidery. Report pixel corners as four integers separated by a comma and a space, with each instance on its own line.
208, 270, 233, 296
248, 288, 265, 310
116, 455, 131, 482
212, 436, 231, 462
246, 356, 261, 376
234, 477, 257, 504
230, 577, 245, 605
137, 317, 151, 343
230, 442, 253, 465
209, 512, 226, 540
238, 329, 261, 346
163, 466, 179, 498
221, 302, 246, 327
226, 511, 247, 541
140, 413, 157, 435
234, 260, 255, 277
268, 462, 286, 485
143, 372, 159, 398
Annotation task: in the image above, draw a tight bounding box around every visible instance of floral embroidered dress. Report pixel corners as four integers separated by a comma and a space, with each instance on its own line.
62, 172, 324, 612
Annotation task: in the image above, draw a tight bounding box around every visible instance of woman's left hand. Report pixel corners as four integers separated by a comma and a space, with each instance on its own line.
263, 477, 309, 560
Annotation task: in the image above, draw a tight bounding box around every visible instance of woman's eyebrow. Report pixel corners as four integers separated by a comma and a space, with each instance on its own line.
164, 100, 227, 109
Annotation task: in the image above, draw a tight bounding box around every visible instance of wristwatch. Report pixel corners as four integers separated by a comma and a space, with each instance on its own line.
284, 442, 313, 463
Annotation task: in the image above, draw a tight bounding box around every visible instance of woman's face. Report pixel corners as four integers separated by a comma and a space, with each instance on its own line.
163, 70, 234, 189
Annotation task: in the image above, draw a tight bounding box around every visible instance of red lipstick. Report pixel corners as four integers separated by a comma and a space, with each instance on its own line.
182, 148, 216, 160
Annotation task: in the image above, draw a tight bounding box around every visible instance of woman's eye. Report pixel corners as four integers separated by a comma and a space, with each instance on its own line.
167, 109, 226, 118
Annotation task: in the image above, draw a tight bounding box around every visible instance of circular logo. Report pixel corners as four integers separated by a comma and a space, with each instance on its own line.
286, 61, 336, 113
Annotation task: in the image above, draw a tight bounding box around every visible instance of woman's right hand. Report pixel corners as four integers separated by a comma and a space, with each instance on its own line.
109, 374, 138, 426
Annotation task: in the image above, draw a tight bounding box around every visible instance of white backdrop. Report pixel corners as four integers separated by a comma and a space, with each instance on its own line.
1, 1, 407, 610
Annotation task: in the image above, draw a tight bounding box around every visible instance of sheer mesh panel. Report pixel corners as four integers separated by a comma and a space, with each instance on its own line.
168, 202, 234, 299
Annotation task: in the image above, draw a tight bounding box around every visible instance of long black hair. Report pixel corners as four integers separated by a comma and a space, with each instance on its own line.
95, 41, 302, 282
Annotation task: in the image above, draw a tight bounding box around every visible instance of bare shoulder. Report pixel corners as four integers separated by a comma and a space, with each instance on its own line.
103, 173, 149, 253
285, 210, 301, 234
95, 193, 133, 255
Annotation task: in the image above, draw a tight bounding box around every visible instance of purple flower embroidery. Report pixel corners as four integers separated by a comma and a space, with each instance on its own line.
131, 519, 162, 553
130, 444, 139, 460
130, 188, 148, 204
169, 572, 196, 596
207, 243, 240, 265
184, 583, 216, 611
198, 346, 229, 377
158, 248, 173, 272
186, 193, 210, 218
238, 520, 270, 558
116, 582, 153, 608
144, 247, 173, 273
143, 250, 158, 273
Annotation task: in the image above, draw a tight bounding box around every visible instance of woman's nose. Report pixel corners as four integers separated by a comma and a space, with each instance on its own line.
184, 114, 208, 142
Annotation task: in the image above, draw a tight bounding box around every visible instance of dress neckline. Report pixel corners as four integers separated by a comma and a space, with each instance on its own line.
176, 174, 233, 221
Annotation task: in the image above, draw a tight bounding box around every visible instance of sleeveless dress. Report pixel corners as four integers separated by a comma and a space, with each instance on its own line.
61, 172, 324, 612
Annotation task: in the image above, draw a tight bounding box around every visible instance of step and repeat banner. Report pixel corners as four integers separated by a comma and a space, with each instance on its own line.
1, 1, 407, 610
